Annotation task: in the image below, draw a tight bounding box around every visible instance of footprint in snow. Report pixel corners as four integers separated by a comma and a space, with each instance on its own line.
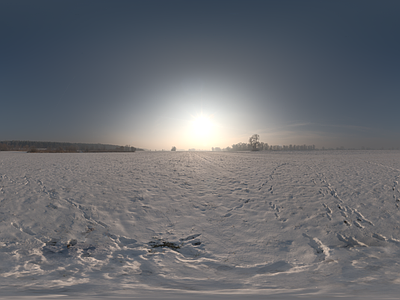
343, 220, 351, 226
353, 220, 364, 228
180, 233, 201, 241
256, 261, 292, 274
337, 233, 368, 247
303, 234, 330, 261
118, 236, 138, 247
372, 233, 387, 241
323, 203, 332, 214
353, 209, 374, 226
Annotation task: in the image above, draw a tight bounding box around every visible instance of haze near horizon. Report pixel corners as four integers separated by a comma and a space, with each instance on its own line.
1, 0, 400, 150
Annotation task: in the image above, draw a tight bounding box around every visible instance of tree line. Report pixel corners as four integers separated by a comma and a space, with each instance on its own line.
212, 134, 316, 152
0, 141, 140, 153
217, 143, 316, 152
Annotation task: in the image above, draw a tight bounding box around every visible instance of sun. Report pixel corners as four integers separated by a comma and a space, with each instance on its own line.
185, 111, 219, 149
190, 113, 214, 138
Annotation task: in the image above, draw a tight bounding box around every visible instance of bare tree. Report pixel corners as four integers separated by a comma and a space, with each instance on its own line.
249, 134, 260, 151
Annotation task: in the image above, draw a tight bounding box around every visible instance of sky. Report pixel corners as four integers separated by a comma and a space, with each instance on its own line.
1, 0, 400, 150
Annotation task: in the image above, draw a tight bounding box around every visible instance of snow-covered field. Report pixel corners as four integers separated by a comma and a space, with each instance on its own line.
1, 150, 400, 299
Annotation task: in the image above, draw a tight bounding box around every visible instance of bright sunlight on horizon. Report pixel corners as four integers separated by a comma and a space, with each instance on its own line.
180, 111, 220, 150
190, 112, 214, 144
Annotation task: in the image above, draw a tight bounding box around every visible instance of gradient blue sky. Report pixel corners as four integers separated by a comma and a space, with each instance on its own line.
1, 0, 400, 150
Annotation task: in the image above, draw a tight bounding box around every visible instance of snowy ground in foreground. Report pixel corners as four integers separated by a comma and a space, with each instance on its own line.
1, 150, 400, 299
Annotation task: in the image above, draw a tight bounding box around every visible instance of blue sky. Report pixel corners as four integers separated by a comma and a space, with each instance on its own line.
1, 0, 400, 150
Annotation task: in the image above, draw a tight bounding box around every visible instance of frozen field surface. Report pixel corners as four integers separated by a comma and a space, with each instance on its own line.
1, 151, 400, 299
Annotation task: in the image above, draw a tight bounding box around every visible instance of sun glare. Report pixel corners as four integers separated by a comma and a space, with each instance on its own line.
190, 113, 214, 139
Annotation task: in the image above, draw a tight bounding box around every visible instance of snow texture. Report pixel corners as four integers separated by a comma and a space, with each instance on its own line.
1, 150, 400, 299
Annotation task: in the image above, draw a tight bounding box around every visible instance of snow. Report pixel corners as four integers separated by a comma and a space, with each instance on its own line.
1, 150, 400, 299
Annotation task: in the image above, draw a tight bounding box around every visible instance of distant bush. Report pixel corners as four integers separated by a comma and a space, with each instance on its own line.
0, 143, 9, 151
28, 147, 37, 153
